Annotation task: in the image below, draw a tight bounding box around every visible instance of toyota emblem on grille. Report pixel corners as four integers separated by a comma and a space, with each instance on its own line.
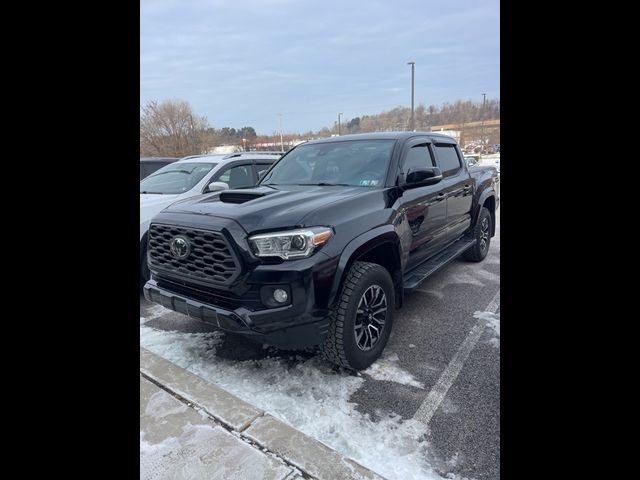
170, 236, 190, 259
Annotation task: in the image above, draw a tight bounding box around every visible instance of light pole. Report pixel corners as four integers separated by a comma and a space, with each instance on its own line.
338, 112, 342, 135
481, 93, 486, 153
277, 113, 284, 152
407, 61, 415, 131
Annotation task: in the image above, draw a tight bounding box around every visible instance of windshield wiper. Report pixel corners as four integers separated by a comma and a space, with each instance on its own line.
140, 191, 165, 194
297, 182, 351, 186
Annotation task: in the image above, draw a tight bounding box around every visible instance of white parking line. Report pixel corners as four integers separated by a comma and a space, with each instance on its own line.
412, 289, 500, 425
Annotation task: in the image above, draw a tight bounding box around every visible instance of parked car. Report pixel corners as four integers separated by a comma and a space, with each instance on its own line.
480, 154, 500, 173
140, 157, 178, 180
464, 155, 480, 167
140, 152, 282, 283
142, 132, 499, 370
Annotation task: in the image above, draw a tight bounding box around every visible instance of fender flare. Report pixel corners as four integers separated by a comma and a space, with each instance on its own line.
327, 225, 402, 307
474, 189, 496, 226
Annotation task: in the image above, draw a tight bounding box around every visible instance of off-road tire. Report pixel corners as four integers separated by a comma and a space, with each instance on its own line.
320, 261, 395, 370
464, 206, 492, 262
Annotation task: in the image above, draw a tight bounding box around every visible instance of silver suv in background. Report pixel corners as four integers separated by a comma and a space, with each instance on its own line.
140, 151, 283, 283
140, 157, 178, 180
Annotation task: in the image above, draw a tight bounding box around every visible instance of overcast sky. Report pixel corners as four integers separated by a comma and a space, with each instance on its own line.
141, 0, 499, 135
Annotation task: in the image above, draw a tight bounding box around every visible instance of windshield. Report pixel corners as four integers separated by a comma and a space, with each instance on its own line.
139, 162, 217, 194
260, 140, 395, 187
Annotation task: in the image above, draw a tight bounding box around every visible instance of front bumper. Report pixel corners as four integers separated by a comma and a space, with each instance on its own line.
143, 258, 336, 349
143, 212, 342, 348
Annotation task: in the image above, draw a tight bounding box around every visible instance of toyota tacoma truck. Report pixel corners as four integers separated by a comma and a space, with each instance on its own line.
144, 132, 500, 370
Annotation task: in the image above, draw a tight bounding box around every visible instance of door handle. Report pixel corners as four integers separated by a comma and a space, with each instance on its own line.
437, 192, 446, 197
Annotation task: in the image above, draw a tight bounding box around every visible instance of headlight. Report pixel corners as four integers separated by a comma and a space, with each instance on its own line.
248, 227, 333, 259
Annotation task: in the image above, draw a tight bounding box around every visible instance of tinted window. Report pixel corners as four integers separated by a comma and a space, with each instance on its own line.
261, 140, 394, 188
140, 162, 217, 194
216, 164, 254, 189
403, 144, 434, 173
434, 144, 461, 175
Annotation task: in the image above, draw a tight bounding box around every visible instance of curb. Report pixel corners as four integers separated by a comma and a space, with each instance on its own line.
140, 347, 386, 480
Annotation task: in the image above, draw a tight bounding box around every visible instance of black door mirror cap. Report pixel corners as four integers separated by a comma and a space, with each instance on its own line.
402, 167, 443, 189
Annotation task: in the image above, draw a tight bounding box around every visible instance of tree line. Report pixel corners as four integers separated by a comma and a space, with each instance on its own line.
140, 98, 499, 157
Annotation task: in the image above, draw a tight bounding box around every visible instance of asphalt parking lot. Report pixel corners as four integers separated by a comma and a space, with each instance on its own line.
140, 210, 500, 480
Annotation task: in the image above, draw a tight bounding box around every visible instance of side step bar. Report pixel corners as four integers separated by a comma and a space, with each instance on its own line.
403, 237, 476, 291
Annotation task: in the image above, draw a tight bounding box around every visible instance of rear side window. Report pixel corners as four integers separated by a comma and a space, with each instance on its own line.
434, 144, 461, 176
403, 144, 434, 173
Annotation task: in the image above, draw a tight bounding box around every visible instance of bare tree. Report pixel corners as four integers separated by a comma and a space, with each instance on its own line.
140, 100, 209, 157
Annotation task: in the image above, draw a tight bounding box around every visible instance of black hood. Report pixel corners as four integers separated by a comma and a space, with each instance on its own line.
162, 185, 376, 233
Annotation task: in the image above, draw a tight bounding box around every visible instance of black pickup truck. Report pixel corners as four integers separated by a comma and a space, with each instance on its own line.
144, 132, 500, 370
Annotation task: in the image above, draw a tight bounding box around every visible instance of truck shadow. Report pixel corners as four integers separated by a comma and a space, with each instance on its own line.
214, 331, 318, 363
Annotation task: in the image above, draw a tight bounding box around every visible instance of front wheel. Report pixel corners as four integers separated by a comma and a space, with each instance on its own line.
320, 261, 395, 370
464, 206, 492, 262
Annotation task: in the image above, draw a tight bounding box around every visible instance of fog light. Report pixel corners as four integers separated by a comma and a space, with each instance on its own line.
273, 288, 288, 303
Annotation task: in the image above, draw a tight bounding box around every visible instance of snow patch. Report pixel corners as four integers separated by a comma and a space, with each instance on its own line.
141, 423, 276, 480
145, 390, 189, 419
474, 311, 500, 348
141, 303, 171, 322
140, 324, 445, 480
447, 273, 485, 287
364, 352, 424, 389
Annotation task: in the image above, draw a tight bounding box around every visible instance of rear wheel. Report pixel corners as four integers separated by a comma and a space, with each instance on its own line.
320, 261, 395, 370
464, 206, 492, 262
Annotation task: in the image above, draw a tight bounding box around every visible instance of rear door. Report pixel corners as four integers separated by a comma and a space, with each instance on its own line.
398, 138, 449, 270
433, 143, 473, 239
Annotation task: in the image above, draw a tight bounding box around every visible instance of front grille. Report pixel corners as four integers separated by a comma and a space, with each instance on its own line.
148, 224, 240, 285
155, 275, 263, 311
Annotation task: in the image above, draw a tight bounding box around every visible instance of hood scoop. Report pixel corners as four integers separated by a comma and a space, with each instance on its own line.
219, 189, 267, 204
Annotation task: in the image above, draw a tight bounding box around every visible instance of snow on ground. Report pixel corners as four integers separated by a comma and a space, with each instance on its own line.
364, 352, 424, 388
145, 390, 189, 419
141, 303, 171, 321
140, 323, 446, 480
141, 424, 279, 480
474, 311, 500, 348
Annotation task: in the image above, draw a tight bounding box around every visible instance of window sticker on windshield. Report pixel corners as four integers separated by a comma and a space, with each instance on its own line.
360, 179, 380, 186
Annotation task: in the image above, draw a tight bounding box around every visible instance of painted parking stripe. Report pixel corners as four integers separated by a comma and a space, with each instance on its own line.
412, 289, 500, 425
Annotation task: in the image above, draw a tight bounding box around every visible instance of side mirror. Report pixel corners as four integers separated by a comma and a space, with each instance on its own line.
402, 167, 443, 189
206, 181, 229, 193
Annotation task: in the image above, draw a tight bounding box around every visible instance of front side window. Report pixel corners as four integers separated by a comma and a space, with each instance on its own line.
402, 144, 434, 173
139, 162, 217, 194
434, 144, 462, 176
260, 140, 395, 188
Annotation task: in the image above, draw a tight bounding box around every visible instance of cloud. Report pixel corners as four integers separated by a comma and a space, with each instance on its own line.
141, 0, 499, 133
